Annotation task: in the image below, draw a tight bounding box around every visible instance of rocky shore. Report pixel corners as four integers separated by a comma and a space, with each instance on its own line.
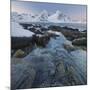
11, 23, 87, 89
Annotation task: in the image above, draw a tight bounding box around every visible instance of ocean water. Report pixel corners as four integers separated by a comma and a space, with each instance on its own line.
40, 23, 87, 31
22, 22, 87, 31
58, 23, 87, 31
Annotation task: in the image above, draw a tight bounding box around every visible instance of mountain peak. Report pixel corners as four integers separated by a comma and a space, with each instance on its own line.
34, 10, 49, 22
56, 10, 62, 15
12, 10, 84, 23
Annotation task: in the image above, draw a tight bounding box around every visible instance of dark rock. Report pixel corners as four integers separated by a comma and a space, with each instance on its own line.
11, 37, 34, 49
28, 27, 43, 34
41, 27, 49, 31
20, 23, 32, 29
32, 34, 50, 47
63, 26, 79, 31
60, 30, 81, 41
72, 37, 87, 46
48, 25, 62, 32
48, 25, 86, 41
82, 30, 87, 33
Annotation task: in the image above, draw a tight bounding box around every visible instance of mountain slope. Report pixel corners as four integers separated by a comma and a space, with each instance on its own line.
48, 10, 71, 23
11, 10, 85, 23
33, 10, 49, 22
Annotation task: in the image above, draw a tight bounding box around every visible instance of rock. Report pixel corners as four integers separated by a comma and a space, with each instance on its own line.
65, 65, 86, 85
32, 34, 50, 47
11, 50, 15, 56
11, 22, 87, 88
41, 27, 49, 31
55, 61, 66, 79
13, 49, 25, 58
53, 59, 86, 86
70, 50, 87, 76
23, 48, 55, 87
63, 43, 76, 52
11, 46, 87, 88
48, 25, 62, 31
60, 29, 81, 41
11, 57, 23, 65
63, 26, 79, 31
11, 58, 36, 89
48, 25, 83, 41
39, 81, 63, 88
72, 37, 87, 46
11, 37, 34, 49
20, 23, 31, 29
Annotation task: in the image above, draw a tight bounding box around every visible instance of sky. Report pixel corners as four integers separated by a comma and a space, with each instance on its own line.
11, 0, 87, 21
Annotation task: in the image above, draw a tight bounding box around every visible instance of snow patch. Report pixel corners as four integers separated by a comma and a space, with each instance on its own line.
11, 22, 34, 37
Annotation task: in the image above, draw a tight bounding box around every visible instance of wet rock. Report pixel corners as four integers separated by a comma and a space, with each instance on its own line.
11, 58, 36, 89
11, 37, 34, 49
72, 37, 87, 46
28, 27, 43, 34
23, 48, 55, 87
65, 65, 86, 85
32, 34, 50, 47
55, 61, 66, 79
70, 50, 87, 76
48, 25, 86, 41
11, 27, 87, 88
63, 43, 76, 52
11, 58, 23, 65
48, 25, 62, 32
53, 59, 86, 86
20, 23, 33, 29
63, 26, 79, 31
60, 30, 81, 41
13, 49, 25, 58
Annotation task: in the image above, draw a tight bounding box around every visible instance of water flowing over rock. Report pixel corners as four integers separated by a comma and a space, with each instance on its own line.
11, 58, 36, 89
11, 23, 87, 89
21, 32, 87, 88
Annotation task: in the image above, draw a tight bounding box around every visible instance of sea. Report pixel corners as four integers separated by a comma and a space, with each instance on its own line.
40, 23, 87, 31
20, 22, 87, 32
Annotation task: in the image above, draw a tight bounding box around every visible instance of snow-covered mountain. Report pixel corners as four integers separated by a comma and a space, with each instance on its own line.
11, 12, 35, 22
33, 10, 49, 22
11, 10, 85, 23
48, 10, 72, 23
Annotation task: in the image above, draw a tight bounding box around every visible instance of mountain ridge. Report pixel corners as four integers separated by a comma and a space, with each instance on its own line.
11, 10, 86, 24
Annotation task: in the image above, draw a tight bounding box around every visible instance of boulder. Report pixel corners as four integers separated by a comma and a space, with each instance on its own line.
72, 37, 87, 46
63, 43, 76, 52
13, 49, 25, 58
11, 37, 34, 49
32, 34, 50, 47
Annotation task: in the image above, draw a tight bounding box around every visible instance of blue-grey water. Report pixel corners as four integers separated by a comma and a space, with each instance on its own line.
22, 22, 87, 31
40, 23, 87, 31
